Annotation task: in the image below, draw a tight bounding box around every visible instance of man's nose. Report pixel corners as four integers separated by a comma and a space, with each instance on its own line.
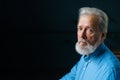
80, 30, 87, 39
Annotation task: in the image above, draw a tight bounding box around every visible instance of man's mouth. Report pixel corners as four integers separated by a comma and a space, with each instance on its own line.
78, 41, 87, 46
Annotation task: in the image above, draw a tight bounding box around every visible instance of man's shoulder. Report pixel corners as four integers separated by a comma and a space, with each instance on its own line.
96, 45, 120, 68
102, 49, 120, 69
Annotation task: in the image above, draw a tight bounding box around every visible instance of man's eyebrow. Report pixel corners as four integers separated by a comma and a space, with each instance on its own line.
87, 26, 96, 29
77, 26, 81, 28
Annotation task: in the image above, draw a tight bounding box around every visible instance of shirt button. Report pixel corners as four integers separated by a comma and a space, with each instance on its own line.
83, 68, 85, 70
88, 60, 91, 63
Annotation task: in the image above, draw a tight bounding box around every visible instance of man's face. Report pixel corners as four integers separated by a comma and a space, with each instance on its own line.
77, 14, 103, 49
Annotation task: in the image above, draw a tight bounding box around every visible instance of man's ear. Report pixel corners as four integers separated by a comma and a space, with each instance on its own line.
101, 32, 106, 39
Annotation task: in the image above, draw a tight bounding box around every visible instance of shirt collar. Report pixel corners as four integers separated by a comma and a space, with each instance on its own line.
83, 43, 106, 62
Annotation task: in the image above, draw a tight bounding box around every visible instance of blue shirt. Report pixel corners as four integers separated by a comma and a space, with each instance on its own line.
60, 43, 120, 80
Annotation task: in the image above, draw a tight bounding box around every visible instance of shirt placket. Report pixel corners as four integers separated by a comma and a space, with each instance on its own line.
79, 60, 91, 80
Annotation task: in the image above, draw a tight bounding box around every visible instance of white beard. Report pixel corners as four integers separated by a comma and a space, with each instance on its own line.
75, 39, 100, 56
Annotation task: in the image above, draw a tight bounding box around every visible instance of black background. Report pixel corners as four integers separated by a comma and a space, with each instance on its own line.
1, 0, 120, 80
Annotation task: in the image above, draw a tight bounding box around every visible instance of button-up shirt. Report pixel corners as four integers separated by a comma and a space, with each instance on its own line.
60, 43, 120, 80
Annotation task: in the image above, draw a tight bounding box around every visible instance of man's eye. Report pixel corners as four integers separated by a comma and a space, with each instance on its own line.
88, 29, 94, 33
77, 27, 82, 30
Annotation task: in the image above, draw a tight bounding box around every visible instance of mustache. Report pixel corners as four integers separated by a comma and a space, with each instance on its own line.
78, 38, 88, 43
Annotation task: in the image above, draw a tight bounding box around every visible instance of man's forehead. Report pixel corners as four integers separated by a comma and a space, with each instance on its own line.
78, 15, 99, 26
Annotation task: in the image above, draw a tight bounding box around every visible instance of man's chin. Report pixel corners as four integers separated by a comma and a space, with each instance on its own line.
75, 42, 88, 55
79, 42, 88, 49
75, 42, 98, 56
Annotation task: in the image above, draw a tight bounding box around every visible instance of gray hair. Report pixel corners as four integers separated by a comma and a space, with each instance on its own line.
79, 7, 108, 33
